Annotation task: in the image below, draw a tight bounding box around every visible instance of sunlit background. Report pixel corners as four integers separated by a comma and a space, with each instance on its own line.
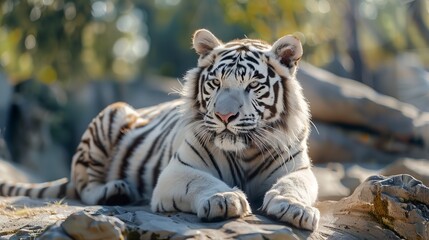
0, 0, 428, 180
2, 0, 428, 83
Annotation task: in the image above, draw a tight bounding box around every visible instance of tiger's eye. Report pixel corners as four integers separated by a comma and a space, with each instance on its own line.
213, 79, 221, 86
249, 81, 259, 88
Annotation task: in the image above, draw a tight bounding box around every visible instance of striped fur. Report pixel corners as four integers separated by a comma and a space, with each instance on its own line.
0, 29, 319, 231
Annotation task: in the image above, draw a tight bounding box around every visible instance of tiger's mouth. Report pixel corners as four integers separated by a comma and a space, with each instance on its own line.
212, 130, 251, 151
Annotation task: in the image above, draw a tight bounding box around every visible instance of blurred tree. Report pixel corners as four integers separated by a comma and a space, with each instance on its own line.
139, 0, 246, 77
0, 0, 247, 82
219, 0, 429, 83
0, 0, 149, 84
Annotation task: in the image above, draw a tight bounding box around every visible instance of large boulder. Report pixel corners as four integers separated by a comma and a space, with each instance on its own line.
298, 62, 429, 163
373, 53, 429, 113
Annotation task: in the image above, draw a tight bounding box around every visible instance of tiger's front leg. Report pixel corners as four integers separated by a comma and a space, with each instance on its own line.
261, 167, 320, 231
151, 153, 251, 221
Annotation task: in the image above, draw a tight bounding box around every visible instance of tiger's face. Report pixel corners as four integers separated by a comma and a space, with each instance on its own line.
184, 29, 308, 152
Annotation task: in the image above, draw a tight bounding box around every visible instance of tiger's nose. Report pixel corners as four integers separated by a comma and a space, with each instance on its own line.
215, 112, 238, 123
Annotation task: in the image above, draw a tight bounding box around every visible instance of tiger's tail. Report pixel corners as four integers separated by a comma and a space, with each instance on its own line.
0, 178, 77, 200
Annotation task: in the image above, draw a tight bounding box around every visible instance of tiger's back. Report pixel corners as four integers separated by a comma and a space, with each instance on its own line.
0, 99, 187, 204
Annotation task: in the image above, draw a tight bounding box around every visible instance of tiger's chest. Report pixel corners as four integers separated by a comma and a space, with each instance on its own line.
104, 99, 302, 202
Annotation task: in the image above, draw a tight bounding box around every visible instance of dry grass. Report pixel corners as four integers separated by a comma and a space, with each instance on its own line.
0, 198, 68, 219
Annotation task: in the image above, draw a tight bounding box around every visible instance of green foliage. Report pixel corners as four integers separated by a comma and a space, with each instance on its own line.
2, 0, 427, 84
220, 0, 429, 80
0, 0, 149, 84
0, 0, 244, 83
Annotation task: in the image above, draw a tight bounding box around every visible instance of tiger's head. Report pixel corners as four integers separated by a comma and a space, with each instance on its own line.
183, 29, 310, 152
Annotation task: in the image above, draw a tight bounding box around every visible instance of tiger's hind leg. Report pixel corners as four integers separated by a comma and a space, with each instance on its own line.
71, 102, 145, 205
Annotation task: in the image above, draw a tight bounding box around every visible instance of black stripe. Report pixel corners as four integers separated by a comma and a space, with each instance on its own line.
223, 196, 228, 219
247, 149, 277, 181
299, 212, 305, 227
294, 165, 310, 172
89, 159, 104, 168
202, 145, 223, 180
118, 123, 157, 179
98, 113, 106, 141
186, 140, 209, 167
81, 138, 90, 146
172, 198, 182, 212
176, 154, 195, 169
25, 188, 32, 197
259, 150, 284, 172
193, 67, 204, 111
228, 153, 245, 189
158, 112, 179, 130
247, 160, 270, 181
206, 200, 211, 218
279, 204, 291, 220
266, 150, 302, 180
267, 64, 275, 77
244, 54, 258, 64
108, 108, 118, 144
185, 178, 195, 195
37, 187, 48, 198
79, 182, 88, 193
264, 81, 280, 120
75, 159, 89, 168
57, 182, 67, 198
225, 153, 239, 187
136, 121, 172, 194
235, 122, 254, 127
243, 151, 261, 162
0, 183, 4, 195
293, 211, 300, 219
167, 131, 179, 161
152, 146, 166, 188
160, 201, 167, 212
134, 109, 178, 194
7, 186, 15, 196
90, 123, 108, 157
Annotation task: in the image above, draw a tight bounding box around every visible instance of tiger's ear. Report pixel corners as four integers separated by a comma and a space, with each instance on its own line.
271, 35, 303, 68
192, 29, 222, 56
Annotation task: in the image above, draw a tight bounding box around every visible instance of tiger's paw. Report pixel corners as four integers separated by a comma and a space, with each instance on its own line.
197, 190, 251, 222
262, 195, 320, 231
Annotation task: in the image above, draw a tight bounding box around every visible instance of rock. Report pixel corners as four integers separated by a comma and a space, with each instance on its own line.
381, 158, 429, 187
2, 174, 427, 239
317, 174, 429, 239
342, 164, 380, 191
299, 62, 429, 162
298, 62, 420, 138
5, 80, 69, 181
374, 53, 429, 113
0, 137, 11, 162
308, 121, 413, 163
0, 158, 33, 182
313, 163, 351, 201
0, 197, 89, 239
0, 72, 12, 131
39, 211, 126, 240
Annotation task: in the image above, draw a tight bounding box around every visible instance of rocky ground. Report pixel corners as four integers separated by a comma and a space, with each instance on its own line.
1, 157, 428, 239
1, 173, 428, 239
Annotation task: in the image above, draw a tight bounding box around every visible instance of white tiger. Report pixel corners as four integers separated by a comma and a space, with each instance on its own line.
0, 29, 320, 231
